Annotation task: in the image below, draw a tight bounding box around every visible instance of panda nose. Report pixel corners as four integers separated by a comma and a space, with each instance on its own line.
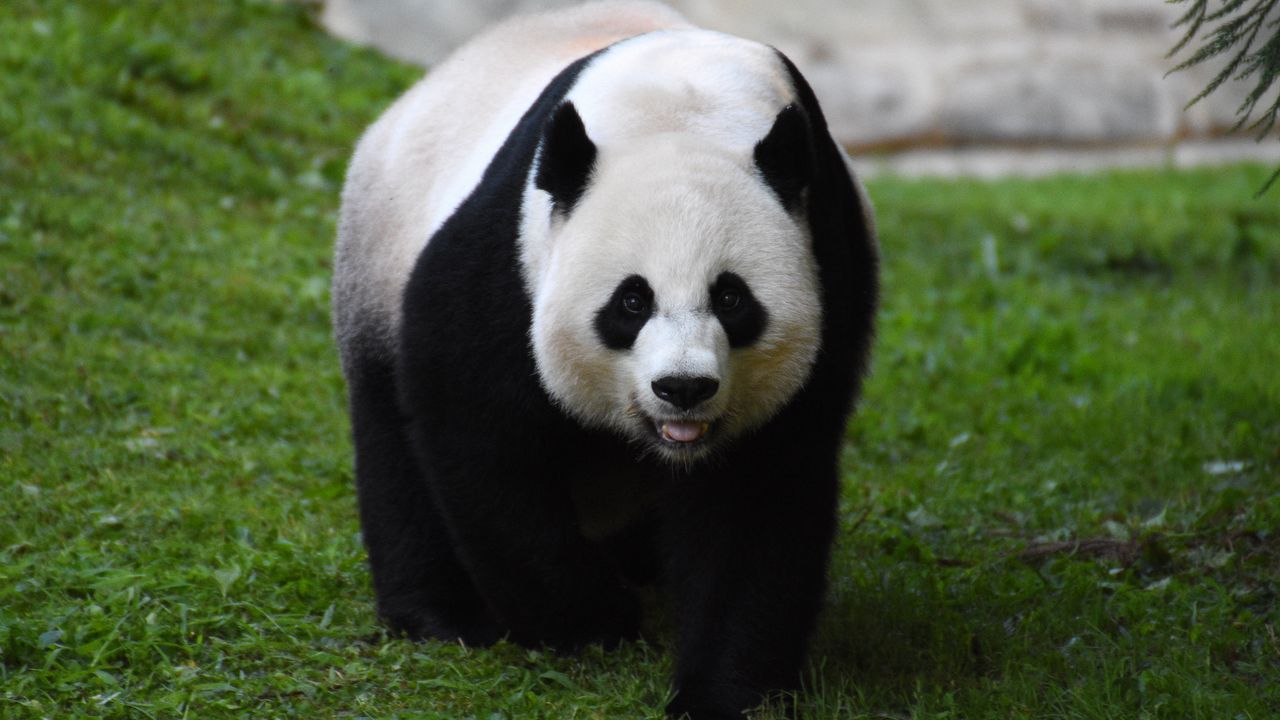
651, 376, 720, 411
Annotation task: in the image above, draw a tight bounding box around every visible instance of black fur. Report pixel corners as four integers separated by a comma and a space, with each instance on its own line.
343, 341, 499, 646
753, 103, 814, 212
535, 101, 597, 214
594, 274, 654, 350
710, 271, 767, 348
340, 44, 878, 720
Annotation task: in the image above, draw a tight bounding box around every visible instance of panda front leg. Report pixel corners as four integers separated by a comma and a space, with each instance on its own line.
661, 451, 838, 719
345, 353, 500, 645
409, 424, 642, 652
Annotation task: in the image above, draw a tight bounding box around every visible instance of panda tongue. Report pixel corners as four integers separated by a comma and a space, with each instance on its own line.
663, 421, 705, 443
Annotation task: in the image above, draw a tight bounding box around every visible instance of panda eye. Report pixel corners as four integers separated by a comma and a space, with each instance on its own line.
621, 292, 648, 315
596, 275, 653, 350
715, 288, 741, 312
709, 272, 766, 348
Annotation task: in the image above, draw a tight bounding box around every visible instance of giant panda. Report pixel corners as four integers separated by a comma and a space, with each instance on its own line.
332, 2, 878, 717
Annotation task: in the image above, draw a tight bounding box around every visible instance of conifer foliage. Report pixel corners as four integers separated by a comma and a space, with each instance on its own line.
1168, 0, 1280, 194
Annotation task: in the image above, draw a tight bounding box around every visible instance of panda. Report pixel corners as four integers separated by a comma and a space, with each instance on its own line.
331, 2, 878, 717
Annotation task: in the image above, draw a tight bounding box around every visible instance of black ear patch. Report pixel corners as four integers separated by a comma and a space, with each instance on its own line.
535, 101, 597, 215
753, 103, 813, 212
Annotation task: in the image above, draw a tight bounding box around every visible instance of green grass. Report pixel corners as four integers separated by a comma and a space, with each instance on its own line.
1, 1, 1277, 718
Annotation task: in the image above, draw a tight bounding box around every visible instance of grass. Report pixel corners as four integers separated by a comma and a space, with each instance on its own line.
1, 1, 1276, 718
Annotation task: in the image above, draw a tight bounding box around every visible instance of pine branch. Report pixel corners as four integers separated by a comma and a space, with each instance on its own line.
1167, 0, 1280, 195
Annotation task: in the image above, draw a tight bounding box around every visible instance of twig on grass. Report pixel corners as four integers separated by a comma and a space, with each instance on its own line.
845, 506, 873, 534
1015, 538, 1142, 565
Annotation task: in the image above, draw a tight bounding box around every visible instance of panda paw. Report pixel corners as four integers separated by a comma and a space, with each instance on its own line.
664, 695, 744, 720
379, 606, 502, 647
665, 679, 766, 720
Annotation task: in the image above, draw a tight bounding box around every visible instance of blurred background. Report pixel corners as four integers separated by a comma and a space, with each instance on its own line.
321, 0, 1280, 177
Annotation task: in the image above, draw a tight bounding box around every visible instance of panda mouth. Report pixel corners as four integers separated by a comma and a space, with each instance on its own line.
654, 419, 712, 445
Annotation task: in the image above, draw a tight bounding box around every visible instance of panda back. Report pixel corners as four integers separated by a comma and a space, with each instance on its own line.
332, 1, 692, 363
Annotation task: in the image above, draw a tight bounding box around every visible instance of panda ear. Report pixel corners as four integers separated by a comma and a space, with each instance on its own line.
536, 101, 597, 215
754, 103, 813, 212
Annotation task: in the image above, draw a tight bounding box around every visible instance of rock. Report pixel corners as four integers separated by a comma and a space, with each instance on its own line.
319, 0, 1264, 148
786, 44, 938, 146
938, 43, 1177, 143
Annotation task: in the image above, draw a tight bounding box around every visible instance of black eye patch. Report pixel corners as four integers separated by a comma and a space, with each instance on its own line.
711, 272, 767, 348
595, 274, 654, 350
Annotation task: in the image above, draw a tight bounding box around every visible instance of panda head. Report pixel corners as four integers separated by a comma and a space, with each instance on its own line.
528, 101, 823, 462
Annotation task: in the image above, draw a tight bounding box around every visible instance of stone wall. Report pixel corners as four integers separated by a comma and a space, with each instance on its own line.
321, 0, 1270, 150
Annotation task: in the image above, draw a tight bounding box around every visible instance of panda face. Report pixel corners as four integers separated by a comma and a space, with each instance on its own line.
529, 134, 822, 462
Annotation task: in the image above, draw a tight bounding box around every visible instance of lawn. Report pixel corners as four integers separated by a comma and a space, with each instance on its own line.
1, 1, 1277, 718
